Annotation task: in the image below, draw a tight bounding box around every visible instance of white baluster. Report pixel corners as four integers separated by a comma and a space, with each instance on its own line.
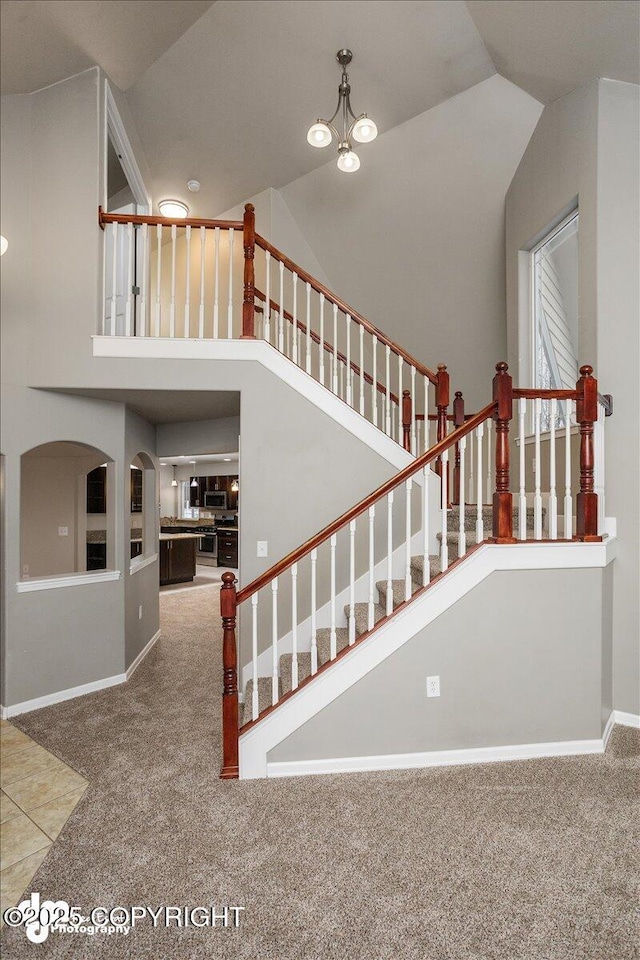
385, 346, 391, 436
310, 549, 318, 674
139, 222, 148, 336
170, 223, 177, 337
271, 577, 279, 704
417, 420, 422, 456
519, 398, 527, 540
410, 366, 417, 454
227, 228, 234, 338
368, 505, 376, 630
422, 464, 430, 586
125, 221, 133, 336
183, 224, 191, 337
359, 324, 365, 415
264, 250, 271, 343
485, 417, 492, 504
330, 534, 337, 660
398, 355, 403, 440
291, 563, 298, 690
549, 398, 558, 539
467, 420, 474, 504
319, 294, 325, 385
198, 226, 205, 338
372, 335, 378, 426
213, 226, 220, 338
595, 402, 605, 535
110, 221, 118, 335
405, 477, 412, 600
332, 304, 339, 394
251, 594, 259, 720
386, 491, 394, 615
348, 520, 356, 644
346, 314, 352, 406
564, 399, 573, 538
155, 223, 162, 336
278, 260, 284, 353
458, 437, 466, 556
534, 398, 542, 539
305, 282, 312, 373
440, 450, 449, 572
292, 272, 298, 365
476, 423, 484, 543
339, 360, 344, 399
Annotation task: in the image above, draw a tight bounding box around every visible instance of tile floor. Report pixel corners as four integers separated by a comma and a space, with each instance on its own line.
0, 719, 87, 919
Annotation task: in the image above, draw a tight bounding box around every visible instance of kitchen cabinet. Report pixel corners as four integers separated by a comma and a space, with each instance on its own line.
217, 530, 238, 568
160, 537, 197, 585
86, 466, 107, 514
188, 475, 239, 510
86, 542, 106, 570
130, 467, 143, 513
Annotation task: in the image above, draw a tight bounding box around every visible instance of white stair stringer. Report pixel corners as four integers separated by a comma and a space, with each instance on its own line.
93, 335, 416, 473
238, 536, 617, 779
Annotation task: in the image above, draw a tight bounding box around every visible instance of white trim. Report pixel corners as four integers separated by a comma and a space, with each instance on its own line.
126, 629, 161, 679
16, 570, 121, 593
105, 82, 150, 211
92, 336, 415, 473
1, 673, 126, 719
129, 553, 158, 575
267, 736, 607, 779
239, 537, 616, 778
612, 710, 640, 729
602, 710, 616, 749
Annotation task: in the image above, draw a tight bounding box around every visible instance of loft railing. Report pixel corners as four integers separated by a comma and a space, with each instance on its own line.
98, 204, 451, 457
219, 362, 610, 778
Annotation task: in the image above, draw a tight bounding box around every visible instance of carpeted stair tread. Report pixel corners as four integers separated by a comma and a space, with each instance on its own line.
376, 577, 421, 611
280, 651, 313, 695
449, 504, 544, 532
409, 554, 442, 581
351, 601, 386, 636
241, 676, 277, 726
316, 626, 350, 666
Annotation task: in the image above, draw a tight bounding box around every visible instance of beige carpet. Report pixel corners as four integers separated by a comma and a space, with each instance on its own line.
2, 583, 638, 959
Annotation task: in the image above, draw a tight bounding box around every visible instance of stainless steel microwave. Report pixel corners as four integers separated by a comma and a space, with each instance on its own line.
204, 491, 227, 509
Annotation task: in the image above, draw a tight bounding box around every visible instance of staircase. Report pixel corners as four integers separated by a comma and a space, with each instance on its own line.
96, 204, 610, 780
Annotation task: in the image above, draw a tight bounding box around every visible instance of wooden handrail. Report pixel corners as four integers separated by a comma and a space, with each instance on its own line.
513, 388, 577, 400
253, 287, 401, 406
98, 206, 243, 232
255, 234, 439, 386
236, 400, 496, 604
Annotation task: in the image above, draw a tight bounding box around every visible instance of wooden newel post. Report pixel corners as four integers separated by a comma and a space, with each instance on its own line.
402, 390, 412, 452
575, 364, 600, 541
241, 203, 256, 339
435, 363, 450, 482
491, 362, 516, 542
452, 391, 464, 505
220, 571, 239, 779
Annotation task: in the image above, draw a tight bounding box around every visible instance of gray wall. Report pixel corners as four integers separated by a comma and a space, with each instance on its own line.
281, 75, 543, 408
124, 408, 160, 670
506, 79, 640, 715
269, 568, 608, 763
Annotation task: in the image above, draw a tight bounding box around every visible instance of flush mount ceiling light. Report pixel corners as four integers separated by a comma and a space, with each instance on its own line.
307, 49, 377, 173
0, 236, 8, 256
158, 199, 189, 218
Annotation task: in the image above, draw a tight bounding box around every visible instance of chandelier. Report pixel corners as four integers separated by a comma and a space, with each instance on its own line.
307, 49, 378, 173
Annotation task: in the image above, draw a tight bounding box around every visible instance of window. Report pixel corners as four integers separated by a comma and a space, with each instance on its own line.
532, 211, 579, 429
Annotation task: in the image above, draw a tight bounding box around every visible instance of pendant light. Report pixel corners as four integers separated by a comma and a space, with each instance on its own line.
171, 465, 178, 487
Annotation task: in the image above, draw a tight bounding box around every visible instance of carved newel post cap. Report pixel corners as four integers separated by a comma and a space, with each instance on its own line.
221, 571, 236, 586
495, 361, 509, 374
244, 202, 255, 213
437, 363, 447, 372
580, 364, 594, 377
455, 390, 462, 398
403, 389, 410, 397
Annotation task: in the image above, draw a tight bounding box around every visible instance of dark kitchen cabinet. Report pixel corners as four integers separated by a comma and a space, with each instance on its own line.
217, 530, 238, 568
86, 542, 107, 570
159, 537, 196, 585
188, 475, 239, 509
130, 467, 143, 513
86, 466, 107, 514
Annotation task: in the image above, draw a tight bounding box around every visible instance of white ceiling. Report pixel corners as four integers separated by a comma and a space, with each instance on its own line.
2, 1, 638, 216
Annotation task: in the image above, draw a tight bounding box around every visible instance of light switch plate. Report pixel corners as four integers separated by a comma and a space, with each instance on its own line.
58, 526, 69, 536
257, 541, 268, 558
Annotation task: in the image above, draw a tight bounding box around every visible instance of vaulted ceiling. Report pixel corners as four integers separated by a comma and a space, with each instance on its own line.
1, 0, 638, 216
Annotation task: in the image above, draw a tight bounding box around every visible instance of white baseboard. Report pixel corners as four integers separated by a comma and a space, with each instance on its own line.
0, 629, 162, 718
612, 710, 640, 729
126, 629, 161, 679
267, 736, 608, 779
1, 673, 127, 718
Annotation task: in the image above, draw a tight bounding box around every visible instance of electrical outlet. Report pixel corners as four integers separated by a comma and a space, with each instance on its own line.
257, 541, 268, 558
58, 526, 69, 536
426, 675, 440, 698
138, 605, 143, 620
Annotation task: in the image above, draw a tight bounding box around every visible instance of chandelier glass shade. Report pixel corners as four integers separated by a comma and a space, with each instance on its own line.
307, 50, 377, 172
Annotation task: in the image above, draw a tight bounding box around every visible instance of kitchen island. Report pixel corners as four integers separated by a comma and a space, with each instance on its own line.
159, 533, 200, 586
